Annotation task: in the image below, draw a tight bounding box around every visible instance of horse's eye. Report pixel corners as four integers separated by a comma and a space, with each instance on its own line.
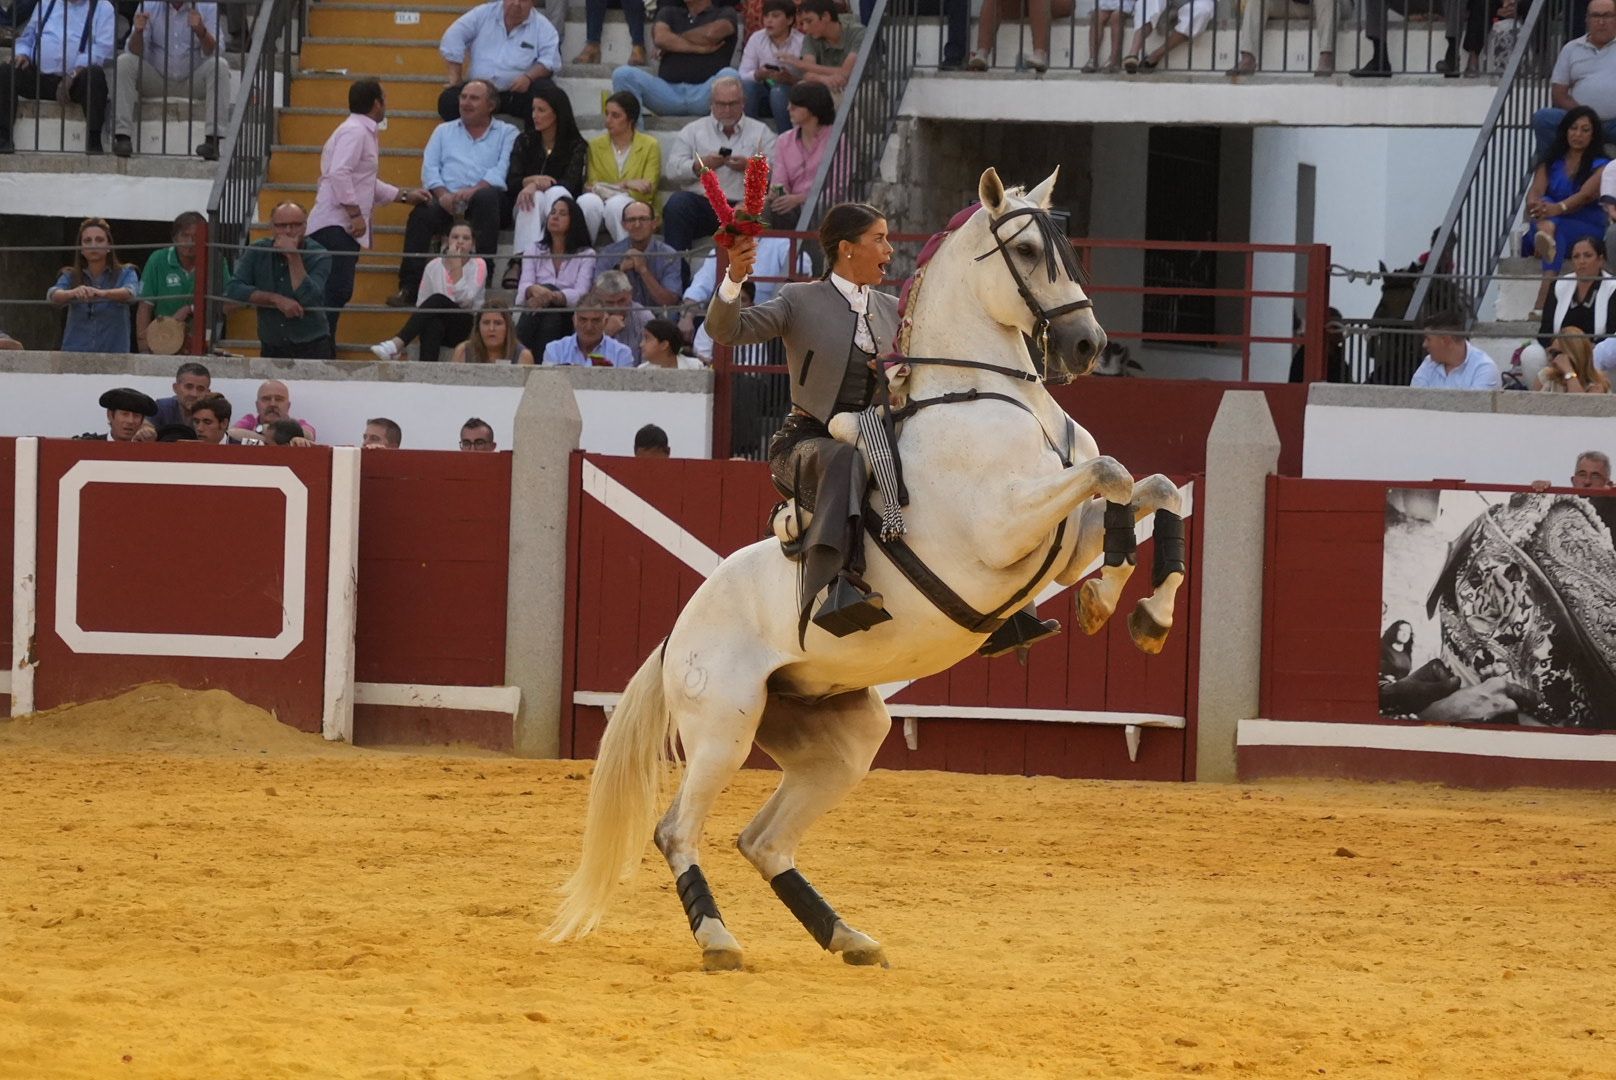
1016, 242, 1036, 258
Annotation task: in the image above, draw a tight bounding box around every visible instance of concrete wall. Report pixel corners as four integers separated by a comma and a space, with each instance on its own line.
1303, 384, 1616, 485
1249, 126, 1478, 379
0, 354, 713, 456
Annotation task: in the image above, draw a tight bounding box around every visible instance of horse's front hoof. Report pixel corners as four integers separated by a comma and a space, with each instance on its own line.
702, 947, 745, 972
1127, 604, 1170, 654
842, 946, 890, 968
1077, 579, 1113, 635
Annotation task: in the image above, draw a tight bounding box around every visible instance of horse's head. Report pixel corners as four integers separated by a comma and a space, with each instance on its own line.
966, 166, 1106, 380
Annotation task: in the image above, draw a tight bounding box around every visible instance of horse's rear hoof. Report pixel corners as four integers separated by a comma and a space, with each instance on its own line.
702, 948, 745, 972
842, 947, 890, 968
1127, 605, 1169, 654
1077, 579, 1112, 636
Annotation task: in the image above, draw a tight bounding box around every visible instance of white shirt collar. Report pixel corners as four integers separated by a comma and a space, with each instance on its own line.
829, 272, 867, 313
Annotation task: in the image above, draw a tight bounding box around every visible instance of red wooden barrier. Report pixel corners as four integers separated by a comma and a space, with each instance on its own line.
352, 449, 515, 748
562, 452, 1196, 781
29, 440, 333, 730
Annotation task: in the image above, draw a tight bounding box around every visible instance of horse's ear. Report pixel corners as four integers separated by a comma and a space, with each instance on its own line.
1027, 167, 1059, 209
979, 167, 1007, 216
1379, 260, 1387, 273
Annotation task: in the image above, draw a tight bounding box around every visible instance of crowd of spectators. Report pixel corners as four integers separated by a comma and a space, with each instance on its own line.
62, 360, 524, 452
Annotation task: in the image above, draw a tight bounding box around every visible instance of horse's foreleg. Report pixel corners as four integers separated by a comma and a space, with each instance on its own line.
741, 690, 892, 967
653, 678, 767, 972
978, 454, 1134, 569
1058, 475, 1184, 648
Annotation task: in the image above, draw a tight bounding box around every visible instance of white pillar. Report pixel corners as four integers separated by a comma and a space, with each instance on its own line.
321, 447, 361, 742
9, 437, 39, 717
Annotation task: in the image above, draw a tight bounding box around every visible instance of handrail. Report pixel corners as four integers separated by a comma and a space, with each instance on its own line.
795, 0, 917, 231
1404, 0, 1559, 324
204, 0, 306, 350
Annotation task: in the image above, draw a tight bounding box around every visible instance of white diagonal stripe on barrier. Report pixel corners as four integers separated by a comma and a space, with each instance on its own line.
582, 460, 723, 578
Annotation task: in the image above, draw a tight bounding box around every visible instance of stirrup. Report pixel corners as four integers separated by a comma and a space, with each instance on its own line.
811, 575, 892, 637
978, 608, 1062, 659
769, 500, 806, 561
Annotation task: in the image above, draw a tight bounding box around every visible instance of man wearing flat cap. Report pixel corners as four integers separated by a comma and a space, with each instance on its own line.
79, 387, 158, 441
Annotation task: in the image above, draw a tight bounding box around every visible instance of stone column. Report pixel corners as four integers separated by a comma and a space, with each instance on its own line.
1194, 390, 1281, 782
505, 370, 583, 757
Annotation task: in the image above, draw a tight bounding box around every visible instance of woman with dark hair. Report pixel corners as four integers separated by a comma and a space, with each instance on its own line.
453, 306, 535, 365
638, 317, 704, 369
49, 217, 140, 353
1536, 235, 1616, 344
769, 82, 835, 221
703, 203, 899, 635
516, 194, 598, 356
371, 221, 486, 362
579, 90, 662, 246
507, 84, 590, 286
1526, 106, 1610, 318
1380, 620, 1414, 680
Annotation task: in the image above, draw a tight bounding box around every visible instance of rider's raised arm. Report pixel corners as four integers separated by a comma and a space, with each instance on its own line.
703, 282, 796, 346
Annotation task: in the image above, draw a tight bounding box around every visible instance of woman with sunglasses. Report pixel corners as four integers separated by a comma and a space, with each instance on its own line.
1537, 327, 1612, 392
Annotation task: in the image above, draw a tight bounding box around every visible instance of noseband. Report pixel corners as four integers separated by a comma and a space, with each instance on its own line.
972, 205, 1092, 378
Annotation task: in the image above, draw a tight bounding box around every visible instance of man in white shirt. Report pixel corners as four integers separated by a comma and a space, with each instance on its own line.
1409, 311, 1503, 390
0, 0, 115, 154
662, 76, 776, 256
436, 0, 561, 122
114, 1, 236, 160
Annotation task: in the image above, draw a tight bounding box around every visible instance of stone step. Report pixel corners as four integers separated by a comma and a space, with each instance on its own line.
5, 98, 222, 154
308, 3, 471, 42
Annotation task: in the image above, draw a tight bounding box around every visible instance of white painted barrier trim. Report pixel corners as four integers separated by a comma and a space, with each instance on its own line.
0, 671, 10, 694
581, 460, 722, 577
10, 437, 38, 716
321, 448, 361, 742
54, 460, 309, 659
1239, 719, 1616, 763
573, 690, 1181, 729
355, 682, 522, 715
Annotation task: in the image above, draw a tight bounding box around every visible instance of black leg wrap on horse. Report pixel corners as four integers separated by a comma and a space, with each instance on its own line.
769, 868, 840, 951
675, 865, 723, 936
1152, 509, 1187, 588
1103, 500, 1137, 567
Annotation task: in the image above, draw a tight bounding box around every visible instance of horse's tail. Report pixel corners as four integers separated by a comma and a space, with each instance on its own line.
549, 648, 673, 942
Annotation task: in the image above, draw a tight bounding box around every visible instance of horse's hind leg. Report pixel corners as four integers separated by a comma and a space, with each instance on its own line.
653, 684, 766, 972
1068, 475, 1184, 650
739, 689, 892, 967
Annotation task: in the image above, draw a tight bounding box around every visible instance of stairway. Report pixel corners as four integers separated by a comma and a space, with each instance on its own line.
225, 0, 687, 359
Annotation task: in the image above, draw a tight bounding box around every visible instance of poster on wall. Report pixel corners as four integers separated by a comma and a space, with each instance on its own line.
1380, 488, 1616, 728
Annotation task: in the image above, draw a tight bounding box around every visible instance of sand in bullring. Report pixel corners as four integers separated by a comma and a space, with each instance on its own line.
1, 684, 1613, 1079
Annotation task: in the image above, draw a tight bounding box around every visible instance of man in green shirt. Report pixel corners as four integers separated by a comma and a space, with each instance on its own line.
137, 211, 205, 354
787, 0, 864, 91
224, 201, 335, 360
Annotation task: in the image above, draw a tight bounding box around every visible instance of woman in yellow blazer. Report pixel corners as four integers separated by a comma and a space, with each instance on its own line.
576, 91, 662, 246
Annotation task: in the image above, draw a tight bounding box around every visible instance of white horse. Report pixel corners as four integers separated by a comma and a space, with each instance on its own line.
550, 167, 1187, 970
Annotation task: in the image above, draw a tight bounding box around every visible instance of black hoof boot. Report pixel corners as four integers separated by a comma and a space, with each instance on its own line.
812, 574, 891, 637
978, 607, 1062, 658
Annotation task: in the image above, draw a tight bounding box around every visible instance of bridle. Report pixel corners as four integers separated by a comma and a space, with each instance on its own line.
901, 202, 1093, 387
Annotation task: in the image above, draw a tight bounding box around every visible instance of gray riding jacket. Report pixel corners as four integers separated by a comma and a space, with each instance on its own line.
705, 278, 901, 424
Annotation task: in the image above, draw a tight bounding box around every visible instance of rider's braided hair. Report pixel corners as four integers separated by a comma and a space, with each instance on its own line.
819, 203, 885, 280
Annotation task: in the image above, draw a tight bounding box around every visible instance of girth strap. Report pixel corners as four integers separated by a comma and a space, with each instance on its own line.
867, 512, 1067, 634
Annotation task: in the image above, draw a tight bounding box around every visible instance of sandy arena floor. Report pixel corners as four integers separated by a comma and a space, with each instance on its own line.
2, 685, 1614, 1080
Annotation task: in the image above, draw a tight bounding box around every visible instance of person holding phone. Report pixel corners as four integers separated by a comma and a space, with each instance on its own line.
662, 75, 776, 256
739, 0, 805, 133
541, 292, 635, 367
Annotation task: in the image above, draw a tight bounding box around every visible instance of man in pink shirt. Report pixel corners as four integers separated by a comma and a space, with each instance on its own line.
233, 379, 318, 442
307, 79, 429, 338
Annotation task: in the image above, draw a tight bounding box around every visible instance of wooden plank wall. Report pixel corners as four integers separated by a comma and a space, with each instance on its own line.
565, 452, 1195, 781
1259, 475, 1387, 722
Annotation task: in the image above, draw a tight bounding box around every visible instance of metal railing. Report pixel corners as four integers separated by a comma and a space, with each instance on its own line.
205, 0, 306, 348
797, 0, 919, 230
3, 0, 271, 157
1405, 0, 1562, 323
914, 0, 1515, 76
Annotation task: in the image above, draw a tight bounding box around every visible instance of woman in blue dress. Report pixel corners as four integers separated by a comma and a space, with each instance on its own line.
48, 217, 140, 353
1526, 105, 1610, 318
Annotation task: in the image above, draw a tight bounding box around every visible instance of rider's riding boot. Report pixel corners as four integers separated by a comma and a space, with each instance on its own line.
978, 602, 1062, 659
812, 571, 892, 637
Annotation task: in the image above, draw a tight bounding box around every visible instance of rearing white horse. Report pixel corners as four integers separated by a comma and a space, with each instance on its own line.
550, 168, 1186, 970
